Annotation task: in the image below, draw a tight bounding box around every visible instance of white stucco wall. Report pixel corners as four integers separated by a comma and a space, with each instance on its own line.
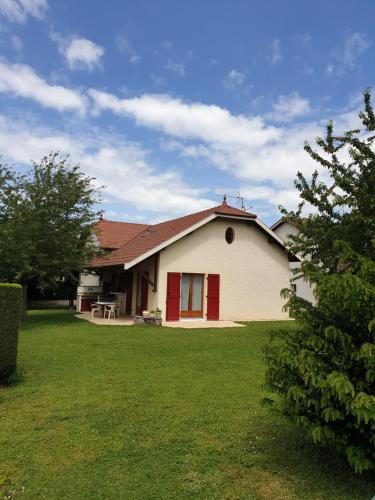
273, 221, 299, 241
156, 218, 291, 321
273, 221, 316, 304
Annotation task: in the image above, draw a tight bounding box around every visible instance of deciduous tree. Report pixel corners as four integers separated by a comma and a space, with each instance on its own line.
0, 152, 101, 317
265, 91, 375, 473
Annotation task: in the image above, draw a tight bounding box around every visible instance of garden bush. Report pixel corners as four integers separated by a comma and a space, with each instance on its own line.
265, 91, 375, 473
265, 243, 375, 473
0, 283, 22, 381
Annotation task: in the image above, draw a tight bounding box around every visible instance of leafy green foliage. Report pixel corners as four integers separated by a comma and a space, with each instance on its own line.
0, 283, 22, 380
0, 152, 101, 297
265, 92, 375, 473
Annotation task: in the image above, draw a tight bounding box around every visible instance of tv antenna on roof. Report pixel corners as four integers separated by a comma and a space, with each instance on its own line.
231, 193, 248, 211
217, 192, 252, 211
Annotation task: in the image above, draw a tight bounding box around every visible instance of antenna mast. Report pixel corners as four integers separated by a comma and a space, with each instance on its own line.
216, 192, 251, 211
229, 193, 250, 211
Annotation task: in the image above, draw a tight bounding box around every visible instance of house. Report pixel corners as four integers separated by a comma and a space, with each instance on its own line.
271, 218, 315, 304
83, 200, 299, 322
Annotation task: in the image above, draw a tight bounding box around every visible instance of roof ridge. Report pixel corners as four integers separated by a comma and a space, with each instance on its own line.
150, 205, 218, 228
150, 202, 255, 228
98, 219, 148, 226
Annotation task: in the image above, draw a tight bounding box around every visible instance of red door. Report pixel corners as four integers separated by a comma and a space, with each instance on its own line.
80, 297, 94, 312
207, 274, 220, 320
166, 272, 181, 321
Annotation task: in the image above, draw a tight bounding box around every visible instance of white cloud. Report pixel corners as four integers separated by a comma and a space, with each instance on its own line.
268, 38, 282, 64
0, 61, 86, 112
0, 114, 80, 163
52, 34, 104, 71
223, 69, 246, 90
267, 92, 311, 122
239, 185, 301, 211
0, 0, 47, 23
88, 90, 281, 148
328, 32, 370, 76
87, 89, 338, 214
80, 147, 212, 214
1, 55, 361, 219
165, 60, 185, 76
0, 114, 214, 216
115, 34, 141, 64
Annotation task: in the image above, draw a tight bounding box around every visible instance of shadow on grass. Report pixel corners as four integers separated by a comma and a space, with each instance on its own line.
242, 415, 375, 498
0, 367, 27, 388
21, 309, 78, 330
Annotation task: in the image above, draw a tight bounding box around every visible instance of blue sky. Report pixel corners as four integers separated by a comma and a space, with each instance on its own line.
0, 0, 373, 225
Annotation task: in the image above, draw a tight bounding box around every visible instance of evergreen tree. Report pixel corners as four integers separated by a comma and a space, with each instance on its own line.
265, 91, 375, 473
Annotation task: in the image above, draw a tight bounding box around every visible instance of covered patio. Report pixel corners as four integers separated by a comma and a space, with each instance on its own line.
91, 254, 159, 317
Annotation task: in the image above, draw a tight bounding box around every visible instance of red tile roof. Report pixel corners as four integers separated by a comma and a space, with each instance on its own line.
92, 203, 256, 268
94, 219, 148, 249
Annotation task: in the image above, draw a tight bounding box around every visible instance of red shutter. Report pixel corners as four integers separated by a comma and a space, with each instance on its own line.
207, 274, 220, 320
166, 272, 181, 321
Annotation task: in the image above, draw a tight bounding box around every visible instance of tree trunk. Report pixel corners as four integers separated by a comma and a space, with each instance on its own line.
21, 283, 28, 321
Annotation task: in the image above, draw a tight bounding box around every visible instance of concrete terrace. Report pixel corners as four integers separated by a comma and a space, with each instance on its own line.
75, 312, 244, 328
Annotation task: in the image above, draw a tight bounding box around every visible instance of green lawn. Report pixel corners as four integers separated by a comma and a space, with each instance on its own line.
1, 311, 374, 499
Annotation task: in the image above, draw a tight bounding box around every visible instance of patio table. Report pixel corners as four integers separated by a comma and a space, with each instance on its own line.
93, 301, 117, 318
93, 301, 117, 306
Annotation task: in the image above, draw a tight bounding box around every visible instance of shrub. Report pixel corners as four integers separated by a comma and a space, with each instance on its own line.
265, 243, 375, 473
265, 91, 375, 474
0, 283, 22, 381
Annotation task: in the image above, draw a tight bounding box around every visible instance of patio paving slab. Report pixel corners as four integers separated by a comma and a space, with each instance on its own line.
76, 312, 134, 326
163, 320, 244, 328
75, 312, 244, 328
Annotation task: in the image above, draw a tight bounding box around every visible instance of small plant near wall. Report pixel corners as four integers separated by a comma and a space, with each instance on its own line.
148, 309, 162, 318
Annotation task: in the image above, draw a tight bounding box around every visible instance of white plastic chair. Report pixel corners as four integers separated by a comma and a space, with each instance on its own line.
91, 304, 102, 318
104, 304, 117, 320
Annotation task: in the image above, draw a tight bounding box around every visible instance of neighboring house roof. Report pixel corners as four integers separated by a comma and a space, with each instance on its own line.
92, 202, 298, 269
271, 217, 301, 231
94, 219, 148, 249
271, 217, 287, 231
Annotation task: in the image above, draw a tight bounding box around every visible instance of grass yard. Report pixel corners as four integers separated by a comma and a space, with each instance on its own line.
1, 311, 374, 499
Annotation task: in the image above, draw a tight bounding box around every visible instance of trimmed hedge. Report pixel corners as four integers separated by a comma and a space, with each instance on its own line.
0, 283, 22, 381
